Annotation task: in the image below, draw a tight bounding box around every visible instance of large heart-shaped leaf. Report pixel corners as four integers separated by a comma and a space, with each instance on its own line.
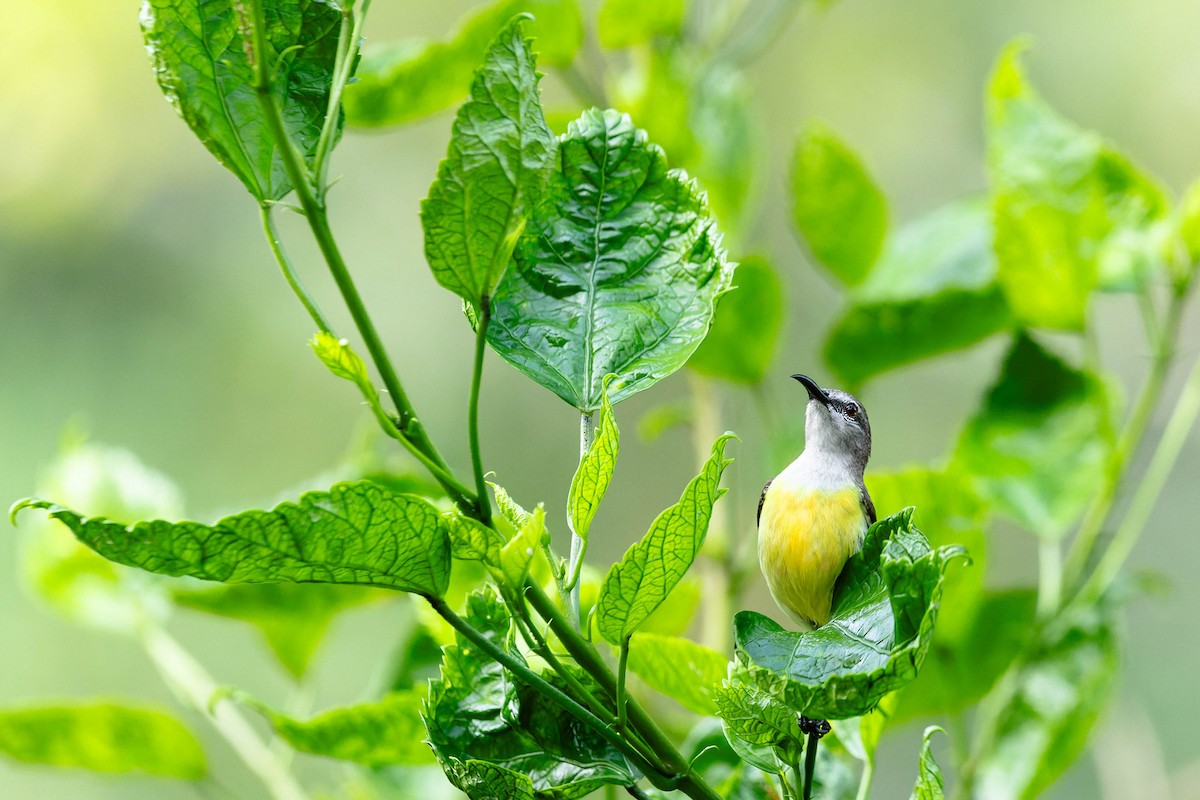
488, 108, 734, 412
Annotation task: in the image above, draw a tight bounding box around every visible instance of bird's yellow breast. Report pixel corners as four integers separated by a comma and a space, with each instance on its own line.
758, 482, 866, 629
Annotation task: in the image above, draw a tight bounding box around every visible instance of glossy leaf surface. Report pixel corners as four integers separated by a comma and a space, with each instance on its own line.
489, 109, 734, 412
596, 434, 734, 644
141, 0, 342, 200
733, 510, 965, 719
17, 481, 451, 596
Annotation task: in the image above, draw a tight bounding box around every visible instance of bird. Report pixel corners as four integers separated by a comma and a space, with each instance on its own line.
757, 374, 875, 630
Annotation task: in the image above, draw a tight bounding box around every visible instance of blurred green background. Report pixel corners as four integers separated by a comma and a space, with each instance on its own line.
2, 0, 1199, 797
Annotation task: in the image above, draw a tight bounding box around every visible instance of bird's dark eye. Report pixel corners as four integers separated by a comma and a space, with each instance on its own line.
845, 403, 859, 419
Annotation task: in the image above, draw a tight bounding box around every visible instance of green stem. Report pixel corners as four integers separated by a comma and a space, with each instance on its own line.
259, 206, 330, 333
566, 411, 595, 627
803, 732, 819, 800
140, 624, 308, 800
854, 758, 874, 800
790, 750, 804, 800
1079, 347, 1200, 602
311, 0, 371, 192
616, 636, 630, 731
468, 298, 493, 524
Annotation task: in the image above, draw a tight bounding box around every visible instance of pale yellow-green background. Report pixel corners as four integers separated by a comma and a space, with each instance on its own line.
2, 1, 1199, 798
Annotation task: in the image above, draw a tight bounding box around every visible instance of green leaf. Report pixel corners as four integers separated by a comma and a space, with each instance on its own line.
791, 123, 887, 286
597, 0, 685, 48
1179, 179, 1200, 276
987, 41, 1170, 328
568, 383, 619, 545
422, 17, 556, 304
490, 482, 533, 528
488, 108, 735, 412
447, 512, 507, 565
733, 510, 966, 719
824, 200, 1013, 387
953, 334, 1114, 539
973, 602, 1119, 799
141, 0, 343, 201
240, 689, 433, 767
909, 726, 946, 800
426, 587, 637, 798
16, 480, 451, 597
596, 434, 734, 644
344, 0, 582, 128
311, 332, 371, 387
0, 703, 205, 778
500, 503, 546, 587
174, 583, 382, 679
688, 256, 784, 384
626, 633, 727, 715
638, 577, 701, 636
715, 670, 802, 772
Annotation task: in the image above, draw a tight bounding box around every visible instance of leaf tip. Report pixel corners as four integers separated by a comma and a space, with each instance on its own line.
8, 497, 49, 526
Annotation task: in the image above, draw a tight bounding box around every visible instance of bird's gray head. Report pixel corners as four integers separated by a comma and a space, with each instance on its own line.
792, 374, 872, 471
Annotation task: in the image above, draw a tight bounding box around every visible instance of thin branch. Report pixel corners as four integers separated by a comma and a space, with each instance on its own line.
468, 298, 493, 524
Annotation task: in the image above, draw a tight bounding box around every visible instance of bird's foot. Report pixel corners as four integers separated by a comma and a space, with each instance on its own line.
798, 715, 831, 739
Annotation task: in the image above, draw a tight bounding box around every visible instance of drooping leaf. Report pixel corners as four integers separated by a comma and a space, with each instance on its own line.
987, 41, 1170, 328
425, 587, 638, 798
422, 17, 556, 304
311, 332, 372, 387
824, 200, 1013, 387
972, 602, 1119, 799
626, 633, 727, 715
240, 689, 433, 767
953, 333, 1114, 539
488, 108, 735, 412
733, 510, 966, 719
689, 256, 784, 384
597, 0, 685, 48
15, 481, 451, 597
140, 0, 343, 201
174, 583, 383, 678
568, 383, 619, 545
791, 123, 887, 286
0, 703, 205, 778
344, 0, 582, 128
596, 434, 734, 644
910, 726, 946, 800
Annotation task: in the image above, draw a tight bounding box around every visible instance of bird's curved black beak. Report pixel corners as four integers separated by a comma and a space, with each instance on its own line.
791, 374, 831, 406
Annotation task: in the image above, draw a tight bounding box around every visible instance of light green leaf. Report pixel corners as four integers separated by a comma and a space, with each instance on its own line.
422, 17, 556, 303
791, 123, 887, 286
240, 689, 433, 767
568, 384, 619, 545
488, 108, 735, 412
987, 41, 1170, 328
689, 256, 784, 384
598, 0, 685, 48
910, 726, 946, 800
1179, 179, 1200, 275
15, 481, 451, 597
638, 577, 701, 636
636, 401, 692, 444
824, 200, 1013, 387
714, 670, 801, 772
490, 482, 533, 528
447, 512, 507, 565
973, 602, 1119, 799
141, 0, 343, 201
500, 503, 545, 587
953, 334, 1114, 539
626, 633, 727, 715
174, 583, 382, 679
733, 510, 966, 719
310, 332, 371, 387
426, 588, 638, 798
596, 434, 734, 644
344, 0, 582, 128
0, 703, 205, 778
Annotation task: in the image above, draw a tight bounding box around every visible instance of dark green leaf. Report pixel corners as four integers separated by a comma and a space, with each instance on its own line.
987, 41, 1170, 327
824, 200, 1013, 387
344, 0, 582, 128
596, 434, 734, 644
426, 588, 637, 798
0, 703, 205, 778
972, 602, 1119, 799
16, 481, 451, 596
174, 583, 382, 678
791, 123, 887, 286
422, 17, 555, 303
953, 334, 1114, 539
910, 726, 946, 800
689, 256, 784, 384
240, 689, 433, 767
568, 383, 619, 544
141, 0, 343, 200
715, 670, 801, 771
733, 510, 966, 719
597, 0, 685, 48
488, 108, 735, 412
626, 633, 727, 715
